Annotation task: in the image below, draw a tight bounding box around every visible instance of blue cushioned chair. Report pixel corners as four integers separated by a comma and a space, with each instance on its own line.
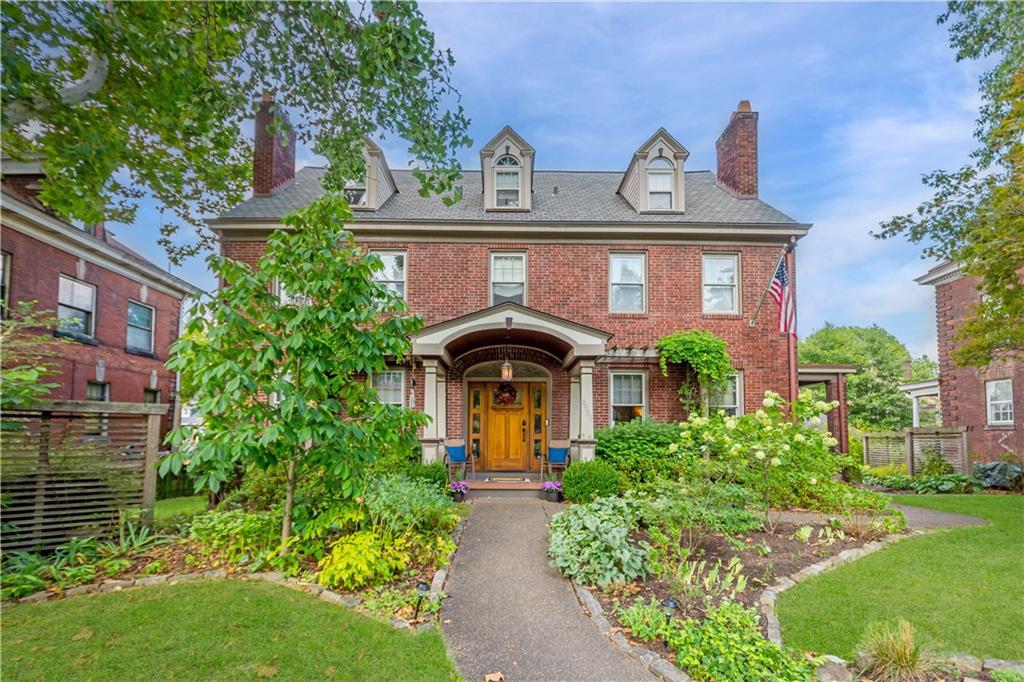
544, 439, 571, 481
443, 439, 474, 481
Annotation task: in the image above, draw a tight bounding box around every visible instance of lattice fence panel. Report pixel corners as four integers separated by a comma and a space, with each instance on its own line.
909, 428, 969, 475
862, 432, 907, 469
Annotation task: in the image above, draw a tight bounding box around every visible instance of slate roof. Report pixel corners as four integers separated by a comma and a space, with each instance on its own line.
215, 168, 801, 226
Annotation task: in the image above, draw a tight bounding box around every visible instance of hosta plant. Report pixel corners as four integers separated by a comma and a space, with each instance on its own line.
547, 497, 647, 587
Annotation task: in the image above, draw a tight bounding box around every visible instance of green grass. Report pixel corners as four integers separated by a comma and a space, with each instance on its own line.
777, 494, 1024, 660
154, 495, 207, 520
1, 580, 459, 681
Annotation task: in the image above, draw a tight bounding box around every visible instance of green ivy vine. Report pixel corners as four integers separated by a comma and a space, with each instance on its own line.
655, 330, 733, 412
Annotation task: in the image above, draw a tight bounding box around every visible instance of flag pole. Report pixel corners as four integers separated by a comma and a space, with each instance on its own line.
748, 243, 790, 328
787, 242, 799, 402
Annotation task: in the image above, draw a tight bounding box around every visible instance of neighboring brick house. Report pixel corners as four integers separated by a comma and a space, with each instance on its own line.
211, 99, 819, 468
916, 262, 1022, 460
1, 163, 199, 440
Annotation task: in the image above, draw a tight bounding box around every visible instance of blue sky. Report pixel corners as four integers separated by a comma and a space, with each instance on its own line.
112, 2, 982, 360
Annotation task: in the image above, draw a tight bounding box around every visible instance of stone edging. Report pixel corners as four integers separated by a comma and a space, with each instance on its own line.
4, 516, 471, 637
757, 529, 1024, 680
574, 585, 693, 682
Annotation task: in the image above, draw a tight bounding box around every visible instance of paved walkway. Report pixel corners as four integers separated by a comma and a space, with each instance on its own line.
770, 504, 988, 529
441, 497, 653, 682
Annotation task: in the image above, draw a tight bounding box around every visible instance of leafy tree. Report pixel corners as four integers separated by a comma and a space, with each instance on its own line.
2, 1, 471, 261
799, 324, 924, 430
875, 2, 1023, 367
163, 196, 428, 550
0, 303, 66, 429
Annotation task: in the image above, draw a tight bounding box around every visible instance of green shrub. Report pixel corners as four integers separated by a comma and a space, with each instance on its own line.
406, 462, 449, 493
841, 460, 864, 484
317, 530, 411, 590
865, 464, 908, 478
667, 600, 815, 682
619, 598, 672, 641
595, 420, 682, 489
856, 619, 938, 681
911, 473, 981, 494
864, 473, 914, 490
562, 460, 622, 502
548, 497, 647, 587
189, 510, 280, 562
919, 450, 955, 477
639, 480, 764, 537
363, 475, 458, 536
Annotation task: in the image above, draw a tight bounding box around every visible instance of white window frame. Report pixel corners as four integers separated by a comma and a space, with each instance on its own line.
646, 157, 674, 211
370, 250, 407, 301
372, 369, 405, 406
609, 252, 647, 314
986, 379, 1014, 426
494, 155, 521, 209
610, 371, 647, 425
490, 251, 527, 306
702, 253, 741, 315
0, 251, 10, 314
707, 371, 744, 416
57, 274, 97, 337
126, 300, 155, 353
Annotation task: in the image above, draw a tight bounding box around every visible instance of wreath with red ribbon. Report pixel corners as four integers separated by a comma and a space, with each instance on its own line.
494, 382, 519, 406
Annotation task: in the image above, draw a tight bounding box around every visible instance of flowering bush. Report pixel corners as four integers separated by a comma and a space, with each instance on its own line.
449, 480, 469, 495
542, 481, 563, 493
671, 390, 890, 513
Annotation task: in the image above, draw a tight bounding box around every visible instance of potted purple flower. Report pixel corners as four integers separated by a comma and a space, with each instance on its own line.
450, 480, 469, 502
542, 480, 563, 502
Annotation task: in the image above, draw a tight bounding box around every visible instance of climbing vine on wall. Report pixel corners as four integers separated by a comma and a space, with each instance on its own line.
655, 330, 733, 413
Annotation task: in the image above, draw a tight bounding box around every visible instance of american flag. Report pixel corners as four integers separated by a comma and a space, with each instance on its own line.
769, 258, 796, 336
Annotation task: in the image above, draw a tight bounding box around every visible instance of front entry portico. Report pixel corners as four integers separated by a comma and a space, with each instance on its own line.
410, 302, 611, 467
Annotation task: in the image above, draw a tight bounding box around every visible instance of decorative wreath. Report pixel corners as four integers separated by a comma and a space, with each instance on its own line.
494, 382, 519, 406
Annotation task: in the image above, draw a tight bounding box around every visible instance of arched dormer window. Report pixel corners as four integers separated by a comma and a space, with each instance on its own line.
495, 155, 521, 208
647, 157, 674, 210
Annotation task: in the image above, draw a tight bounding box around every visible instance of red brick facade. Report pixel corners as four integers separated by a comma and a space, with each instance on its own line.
715, 101, 758, 198
1, 213, 193, 440
933, 274, 1022, 459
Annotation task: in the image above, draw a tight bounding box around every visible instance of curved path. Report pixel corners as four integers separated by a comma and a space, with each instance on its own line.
769, 503, 988, 529
441, 497, 654, 682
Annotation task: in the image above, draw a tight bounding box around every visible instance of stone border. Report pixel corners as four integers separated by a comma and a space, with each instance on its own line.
574, 585, 692, 682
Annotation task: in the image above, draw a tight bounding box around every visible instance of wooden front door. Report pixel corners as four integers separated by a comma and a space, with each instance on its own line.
469, 381, 547, 472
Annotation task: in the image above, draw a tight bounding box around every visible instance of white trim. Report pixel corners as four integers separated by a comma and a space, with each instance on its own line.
489, 251, 528, 306
702, 252, 741, 314
0, 250, 10, 311
609, 370, 647, 424
609, 251, 647, 314
915, 261, 962, 286
369, 249, 407, 301
985, 378, 1014, 426
126, 299, 156, 353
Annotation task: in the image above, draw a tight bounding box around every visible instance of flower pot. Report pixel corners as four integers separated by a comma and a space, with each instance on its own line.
544, 490, 560, 503
452, 491, 466, 502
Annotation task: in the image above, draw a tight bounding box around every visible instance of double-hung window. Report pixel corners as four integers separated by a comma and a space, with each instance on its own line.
0, 251, 10, 316
703, 254, 739, 314
127, 301, 155, 353
708, 372, 744, 416
373, 370, 404, 406
372, 251, 406, 299
495, 155, 521, 208
986, 379, 1014, 425
58, 275, 96, 336
491, 253, 526, 305
611, 372, 645, 424
646, 157, 674, 210
609, 253, 646, 313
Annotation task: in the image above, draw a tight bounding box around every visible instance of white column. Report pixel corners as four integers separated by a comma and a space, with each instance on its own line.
911, 395, 921, 428
421, 360, 439, 463
578, 361, 595, 461
569, 374, 581, 460
436, 371, 447, 443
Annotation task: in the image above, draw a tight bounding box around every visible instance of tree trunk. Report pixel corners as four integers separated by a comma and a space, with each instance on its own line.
280, 459, 297, 554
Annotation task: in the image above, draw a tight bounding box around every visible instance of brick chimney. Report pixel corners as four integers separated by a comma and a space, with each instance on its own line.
85, 223, 107, 241
253, 93, 296, 197
715, 100, 758, 198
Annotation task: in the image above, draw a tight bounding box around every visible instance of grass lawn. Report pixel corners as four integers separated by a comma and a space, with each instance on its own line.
154, 495, 207, 520
777, 494, 1024, 660
1, 580, 459, 681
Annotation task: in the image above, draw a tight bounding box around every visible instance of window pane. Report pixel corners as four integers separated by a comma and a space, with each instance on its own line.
703, 256, 736, 285
87, 382, 108, 401
648, 192, 672, 209
613, 405, 643, 424
144, 389, 161, 404
57, 306, 89, 333
373, 371, 403, 405
492, 282, 524, 304
710, 375, 738, 411
648, 157, 673, 169
493, 255, 524, 282
127, 326, 152, 351
496, 171, 519, 190
384, 281, 405, 298
60, 276, 95, 311
612, 374, 643, 405
343, 188, 366, 205
611, 256, 644, 284
648, 172, 672, 191
375, 253, 405, 282
988, 380, 1011, 402
703, 286, 735, 312
496, 155, 520, 166
611, 284, 643, 311
127, 302, 153, 329
496, 189, 520, 207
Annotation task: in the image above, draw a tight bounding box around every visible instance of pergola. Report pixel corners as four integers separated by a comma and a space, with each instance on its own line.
797, 364, 858, 454
899, 379, 941, 427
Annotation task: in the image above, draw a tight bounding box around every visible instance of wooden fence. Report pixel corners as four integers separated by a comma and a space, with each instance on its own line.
1, 400, 167, 551
861, 427, 970, 475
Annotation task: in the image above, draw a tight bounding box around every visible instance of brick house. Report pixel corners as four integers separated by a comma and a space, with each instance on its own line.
1, 162, 199, 439
916, 262, 1022, 460
211, 99, 834, 469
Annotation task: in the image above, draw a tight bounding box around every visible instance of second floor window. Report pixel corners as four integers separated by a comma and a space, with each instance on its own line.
373, 370, 404, 405
127, 301, 155, 353
372, 251, 406, 299
58, 275, 96, 336
495, 155, 520, 208
610, 253, 646, 313
491, 253, 526, 305
986, 379, 1014, 425
647, 157, 673, 210
703, 254, 739, 314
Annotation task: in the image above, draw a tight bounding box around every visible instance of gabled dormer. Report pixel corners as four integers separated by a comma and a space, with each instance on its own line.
617, 128, 689, 214
480, 126, 535, 211
347, 137, 398, 211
